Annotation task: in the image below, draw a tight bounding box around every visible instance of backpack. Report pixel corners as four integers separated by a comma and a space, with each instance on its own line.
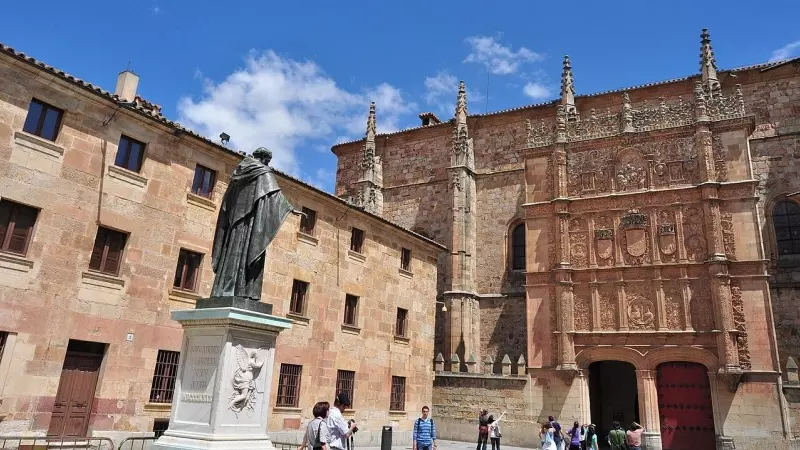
414, 418, 435, 438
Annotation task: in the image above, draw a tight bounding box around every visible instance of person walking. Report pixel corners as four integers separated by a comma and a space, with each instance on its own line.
626, 422, 644, 450
326, 393, 358, 450
585, 425, 598, 450
579, 424, 587, 450
607, 421, 627, 450
567, 421, 581, 450
412, 406, 437, 450
299, 402, 332, 450
488, 412, 505, 450
477, 409, 489, 450
548, 416, 564, 450
540, 422, 557, 450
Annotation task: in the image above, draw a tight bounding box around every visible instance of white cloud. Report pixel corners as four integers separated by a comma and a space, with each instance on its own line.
303, 168, 336, 192
770, 41, 800, 62
424, 71, 458, 113
178, 50, 415, 176
523, 82, 552, 101
464, 36, 543, 75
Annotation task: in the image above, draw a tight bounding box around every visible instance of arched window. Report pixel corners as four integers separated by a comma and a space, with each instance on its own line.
773, 200, 800, 256
511, 223, 526, 270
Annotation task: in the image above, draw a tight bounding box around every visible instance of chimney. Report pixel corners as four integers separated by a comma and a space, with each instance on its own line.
419, 112, 442, 127
115, 70, 139, 102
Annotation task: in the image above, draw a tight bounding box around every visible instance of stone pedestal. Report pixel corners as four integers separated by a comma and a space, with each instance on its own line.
153, 306, 292, 450
642, 431, 662, 450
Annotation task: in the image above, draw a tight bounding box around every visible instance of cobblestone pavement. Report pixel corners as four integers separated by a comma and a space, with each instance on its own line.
361, 439, 531, 450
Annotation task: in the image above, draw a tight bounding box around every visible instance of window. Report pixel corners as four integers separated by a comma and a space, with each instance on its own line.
395, 308, 408, 337
191, 164, 217, 199
289, 280, 309, 315
774, 200, 800, 256
350, 227, 364, 253
401, 248, 412, 271
276, 364, 302, 407
22, 99, 63, 141
344, 295, 359, 326
390, 376, 406, 411
0, 200, 39, 255
336, 370, 356, 407
149, 350, 180, 403
0, 332, 7, 363
511, 223, 526, 270
299, 207, 317, 235
173, 249, 203, 292
152, 419, 169, 439
89, 227, 128, 275
114, 135, 146, 172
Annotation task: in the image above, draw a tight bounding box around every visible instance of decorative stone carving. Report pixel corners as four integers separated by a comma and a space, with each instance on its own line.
712, 135, 728, 182
568, 108, 621, 142
650, 137, 698, 186
526, 119, 555, 148
658, 210, 677, 262
720, 211, 736, 261
599, 287, 618, 330
567, 149, 612, 196
683, 206, 707, 262
631, 96, 694, 131
573, 287, 591, 331
627, 291, 656, 331
664, 284, 684, 330
569, 218, 588, 268
730, 282, 751, 370
594, 216, 614, 266
621, 209, 650, 265
690, 281, 715, 331
616, 149, 648, 191
229, 345, 269, 416
451, 172, 463, 191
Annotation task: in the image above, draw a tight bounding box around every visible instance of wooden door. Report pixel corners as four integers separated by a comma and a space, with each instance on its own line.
48, 352, 102, 438
657, 362, 716, 450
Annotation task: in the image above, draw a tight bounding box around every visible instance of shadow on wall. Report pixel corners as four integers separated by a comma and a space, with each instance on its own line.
481, 296, 527, 374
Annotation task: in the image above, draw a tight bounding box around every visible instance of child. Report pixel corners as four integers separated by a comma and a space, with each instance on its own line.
488, 414, 503, 450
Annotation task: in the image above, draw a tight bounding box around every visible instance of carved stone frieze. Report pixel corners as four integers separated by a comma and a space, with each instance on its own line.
526, 119, 555, 148
599, 286, 618, 330
730, 282, 751, 370
712, 135, 728, 182
683, 206, 707, 262
703, 82, 747, 122
573, 286, 591, 331
567, 149, 612, 196
615, 149, 648, 192
626, 287, 656, 331
568, 108, 621, 142
631, 96, 694, 132
650, 137, 698, 186
664, 283, 684, 330
720, 211, 736, 261
690, 280, 715, 331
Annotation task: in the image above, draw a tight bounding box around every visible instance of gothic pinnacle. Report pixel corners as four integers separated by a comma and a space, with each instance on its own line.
700, 28, 719, 89
561, 55, 575, 108
366, 101, 376, 141
455, 80, 467, 122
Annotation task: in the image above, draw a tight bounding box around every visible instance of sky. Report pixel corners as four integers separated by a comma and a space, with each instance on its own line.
3, 0, 799, 193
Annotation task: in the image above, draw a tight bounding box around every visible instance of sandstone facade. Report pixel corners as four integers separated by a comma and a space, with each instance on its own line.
0, 43, 443, 445
334, 30, 800, 449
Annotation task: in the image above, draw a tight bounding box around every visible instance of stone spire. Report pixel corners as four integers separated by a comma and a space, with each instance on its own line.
700, 28, 720, 91
560, 55, 577, 118
452, 80, 472, 168
455, 80, 468, 127
354, 102, 383, 215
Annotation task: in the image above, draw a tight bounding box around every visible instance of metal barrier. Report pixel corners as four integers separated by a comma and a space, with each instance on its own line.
272, 442, 303, 450
0, 436, 115, 449
117, 436, 157, 450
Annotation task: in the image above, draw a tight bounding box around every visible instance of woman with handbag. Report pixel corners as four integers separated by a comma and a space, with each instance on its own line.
488, 411, 505, 450
299, 402, 332, 450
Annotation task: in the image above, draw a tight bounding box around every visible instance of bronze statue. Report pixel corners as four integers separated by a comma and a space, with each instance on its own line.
211, 147, 296, 301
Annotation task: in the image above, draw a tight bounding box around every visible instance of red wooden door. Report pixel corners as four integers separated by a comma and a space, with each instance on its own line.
656, 362, 716, 450
48, 352, 102, 438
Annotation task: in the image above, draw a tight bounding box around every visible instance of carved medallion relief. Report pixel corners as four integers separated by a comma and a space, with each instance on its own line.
626, 286, 656, 331
683, 206, 707, 262
621, 209, 651, 266
569, 218, 589, 268
615, 149, 648, 192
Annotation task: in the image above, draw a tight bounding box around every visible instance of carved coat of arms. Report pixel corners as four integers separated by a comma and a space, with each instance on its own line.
229, 345, 269, 416
621, 210, 648, 257
659, 223, 677, 256
595, 228, 614, 260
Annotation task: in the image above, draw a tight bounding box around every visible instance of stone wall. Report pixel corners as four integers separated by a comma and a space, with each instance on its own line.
0, 51, 442, 443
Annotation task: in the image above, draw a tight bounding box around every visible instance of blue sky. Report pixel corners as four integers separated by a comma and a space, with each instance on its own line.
3, 0, 799, 192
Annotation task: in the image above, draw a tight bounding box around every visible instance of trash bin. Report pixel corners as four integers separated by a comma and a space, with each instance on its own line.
381, 425, 392, 450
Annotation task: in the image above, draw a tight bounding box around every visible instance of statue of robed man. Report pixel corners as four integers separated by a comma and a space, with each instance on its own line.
211, 148, 297, 301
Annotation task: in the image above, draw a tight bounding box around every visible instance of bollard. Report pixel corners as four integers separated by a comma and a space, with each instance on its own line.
381, 425, 392, 450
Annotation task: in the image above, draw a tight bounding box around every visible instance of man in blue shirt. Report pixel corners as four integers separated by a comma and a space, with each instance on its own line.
412, 406, 437, 450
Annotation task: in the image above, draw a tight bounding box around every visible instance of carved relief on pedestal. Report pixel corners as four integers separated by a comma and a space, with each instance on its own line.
229, 345, 269, 416
567, 149, 612, 196
545, 156, 555, 199
615, 149, 648, 192
683, 206, 707, 262
573, 286, 591, 331
598, 286, 618, 330
720, 211, 737, 261
663, 283, 684, 330
712, 135, 728, 182
730, 282, 751, 370
650, 137, 698, 187
626, 286, 656, 331
657, 209, 678, 263
621, 209, 651, 266
690, 280, 715, 331
594, 228, 614, 268
569, 218, 589, 268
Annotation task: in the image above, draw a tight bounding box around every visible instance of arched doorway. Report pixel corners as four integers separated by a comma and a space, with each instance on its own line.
589, 361, 640, 447
656, 362, 716, 450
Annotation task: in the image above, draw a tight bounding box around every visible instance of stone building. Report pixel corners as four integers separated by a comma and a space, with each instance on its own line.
0, 42, 444, 445
334, 30, 800, 449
